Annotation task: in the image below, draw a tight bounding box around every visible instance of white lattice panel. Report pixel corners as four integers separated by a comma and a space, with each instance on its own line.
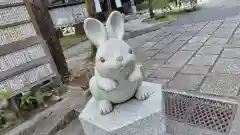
27, 44, 46, 60
0, 6, 30, 25
4, 53, 15, 69
0, 63, 53, 92
0, 0, 23, 5
0, 80, 10, 92
0, 23, 37, 45
0, 44, 46, 72
49, 4, 88, 27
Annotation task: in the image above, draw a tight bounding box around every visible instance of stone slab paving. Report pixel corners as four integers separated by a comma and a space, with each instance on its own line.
180, 65, 210, 75
213, 59, 240, 74
200, 74, 240, 97
168, 73, 205, 91
128, 19, 240, 99
126, 19, 240, 135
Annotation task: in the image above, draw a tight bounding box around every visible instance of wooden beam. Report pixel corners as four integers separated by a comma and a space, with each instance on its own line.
0, 56, 51, 82
11, 73, 56, 96
0, 36, 43, 56
0, 20, 31, 29
0, 2, 24, 9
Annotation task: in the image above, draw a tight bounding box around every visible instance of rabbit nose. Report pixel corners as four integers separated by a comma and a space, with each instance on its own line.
116, 56, 123, 62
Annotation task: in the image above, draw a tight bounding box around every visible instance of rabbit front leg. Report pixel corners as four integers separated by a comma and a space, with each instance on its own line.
89, 77, 113, 115
128, 65, 150, 101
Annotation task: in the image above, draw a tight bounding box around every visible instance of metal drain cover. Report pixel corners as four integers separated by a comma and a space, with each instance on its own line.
164, 92, 237, 134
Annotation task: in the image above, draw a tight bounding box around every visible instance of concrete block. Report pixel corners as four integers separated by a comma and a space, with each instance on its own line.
79, 82, 166, 135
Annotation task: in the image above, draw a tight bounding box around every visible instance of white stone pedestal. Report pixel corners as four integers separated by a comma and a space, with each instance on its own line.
79, 82, 166, 135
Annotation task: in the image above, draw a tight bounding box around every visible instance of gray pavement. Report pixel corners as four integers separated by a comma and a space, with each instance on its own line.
127, 17, 240, 134
130, 19, 240, 98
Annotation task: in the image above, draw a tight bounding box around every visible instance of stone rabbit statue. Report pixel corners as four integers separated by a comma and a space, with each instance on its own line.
84, 11, 149, 115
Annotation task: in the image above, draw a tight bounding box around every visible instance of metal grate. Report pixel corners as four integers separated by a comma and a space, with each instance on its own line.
187, 104, 234, 133
164, 92, 237, 133
165, 93, 192, 121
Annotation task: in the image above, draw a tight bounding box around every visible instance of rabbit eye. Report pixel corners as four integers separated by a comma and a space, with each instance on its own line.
128, 49, 133, 54
100, 57, 105, 63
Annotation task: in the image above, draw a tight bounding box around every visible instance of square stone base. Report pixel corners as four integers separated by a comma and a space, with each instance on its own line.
79, 81, 166, 135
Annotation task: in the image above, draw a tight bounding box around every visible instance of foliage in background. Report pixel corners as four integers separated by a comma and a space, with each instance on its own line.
170, 0, 198, 10
137, 0, 198, 16
34, 88, 53, 106
20, 88, 53, 111
0, 88, 18, 130
20, 91, 38, 111
0, 89, 11, 111
0, 89, 11, 99
152, 0, 172, 11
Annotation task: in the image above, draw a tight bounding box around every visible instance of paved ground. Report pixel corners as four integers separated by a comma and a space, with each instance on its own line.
125, 16, 240, 135
129, 18, 240, 98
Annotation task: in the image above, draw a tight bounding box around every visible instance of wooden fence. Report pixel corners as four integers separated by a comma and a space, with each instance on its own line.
0, 0, 62, 97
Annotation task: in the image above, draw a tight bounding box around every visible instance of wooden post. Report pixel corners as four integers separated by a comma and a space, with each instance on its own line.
86, 0, 96, 17
107, 0, 112, 14
24, 0, 70, 83
148, 0, 154, 18
130, 0, 137, 14
85, 0, 98, 60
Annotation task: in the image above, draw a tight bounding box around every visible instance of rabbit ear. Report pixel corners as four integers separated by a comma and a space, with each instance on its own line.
106, 11, 124, 39
84, 18, 107, 48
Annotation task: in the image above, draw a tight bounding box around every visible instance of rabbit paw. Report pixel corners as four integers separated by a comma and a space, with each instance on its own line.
128, 66, 142, 82
135, 86, 150, 101
98, 100, 113, 115
98, 79, 117, 91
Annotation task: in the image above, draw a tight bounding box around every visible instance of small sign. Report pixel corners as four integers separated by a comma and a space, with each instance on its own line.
94, 0, 102, 13
115, 0, 122, 8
